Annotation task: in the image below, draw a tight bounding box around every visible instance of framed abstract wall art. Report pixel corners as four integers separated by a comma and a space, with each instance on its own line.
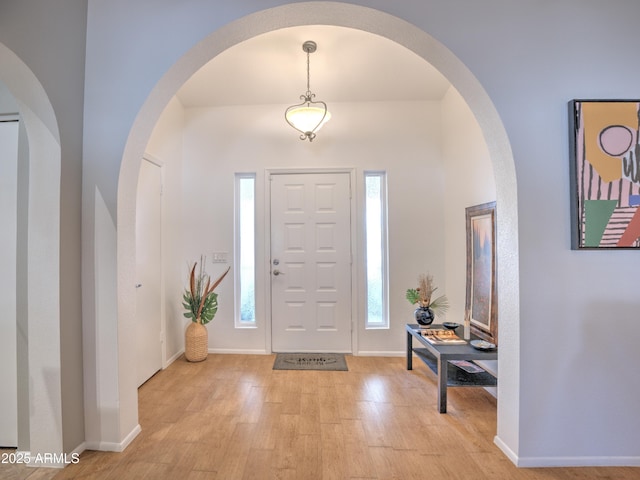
465, 201, 497, 344
569, 100, 640, 249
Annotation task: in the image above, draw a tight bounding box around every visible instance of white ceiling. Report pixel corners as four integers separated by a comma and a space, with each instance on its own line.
176, 25, 452, 108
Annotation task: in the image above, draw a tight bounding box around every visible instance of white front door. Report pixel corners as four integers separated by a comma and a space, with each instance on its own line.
135, 158, 163, 387
270, 172, 352, 353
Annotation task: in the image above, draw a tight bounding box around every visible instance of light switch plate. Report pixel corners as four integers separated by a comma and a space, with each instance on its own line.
211, 252, 228, 263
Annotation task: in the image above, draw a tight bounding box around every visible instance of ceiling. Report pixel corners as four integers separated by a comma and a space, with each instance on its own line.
175, 25, 452, 108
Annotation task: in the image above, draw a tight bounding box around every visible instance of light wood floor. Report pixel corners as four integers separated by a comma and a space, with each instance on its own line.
2, 353, 637, 479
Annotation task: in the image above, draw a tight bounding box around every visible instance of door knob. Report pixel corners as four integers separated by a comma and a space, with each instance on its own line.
273, 269, 284, 276
135, 283, 143, 288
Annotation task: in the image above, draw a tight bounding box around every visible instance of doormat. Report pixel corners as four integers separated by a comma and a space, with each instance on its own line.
273, 353, 348, 371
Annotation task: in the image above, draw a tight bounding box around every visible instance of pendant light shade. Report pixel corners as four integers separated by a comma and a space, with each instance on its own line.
284, 41, 331, 142
285, 104, 331, 136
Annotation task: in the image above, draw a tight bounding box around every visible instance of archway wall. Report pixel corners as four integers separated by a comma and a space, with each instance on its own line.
81, 0, 640, 466
0, 0, 86, 460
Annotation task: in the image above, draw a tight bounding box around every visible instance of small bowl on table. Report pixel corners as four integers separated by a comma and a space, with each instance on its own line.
442, 322, 460, 330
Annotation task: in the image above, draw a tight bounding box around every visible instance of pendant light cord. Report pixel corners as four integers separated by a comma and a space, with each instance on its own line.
306, 49, 312, 98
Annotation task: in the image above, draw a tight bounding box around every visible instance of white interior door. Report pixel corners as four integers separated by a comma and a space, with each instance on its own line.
136, 158, 163, 387
270, 172, 352, 353
0, 119, 19, 447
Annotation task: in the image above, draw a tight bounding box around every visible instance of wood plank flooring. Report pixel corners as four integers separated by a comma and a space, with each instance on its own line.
2, 353, 637, 479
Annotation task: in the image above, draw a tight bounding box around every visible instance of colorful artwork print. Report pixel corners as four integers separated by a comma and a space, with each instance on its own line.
570, 100, 640, 249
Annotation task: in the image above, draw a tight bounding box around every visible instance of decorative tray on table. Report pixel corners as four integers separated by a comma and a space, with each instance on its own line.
470, 339, 496, 350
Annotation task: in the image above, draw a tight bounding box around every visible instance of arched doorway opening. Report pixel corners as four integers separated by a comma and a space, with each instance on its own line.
117, 2, 519, 455
0, 44, 63, 457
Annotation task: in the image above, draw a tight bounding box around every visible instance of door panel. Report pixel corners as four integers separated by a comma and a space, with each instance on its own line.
270, 172, 352, 352
136, 159, 163, 386
0, 120, 18, 447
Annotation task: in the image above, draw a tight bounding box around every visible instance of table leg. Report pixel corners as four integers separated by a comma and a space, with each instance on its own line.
437, 357, 447, 413
406, 331, 413, 370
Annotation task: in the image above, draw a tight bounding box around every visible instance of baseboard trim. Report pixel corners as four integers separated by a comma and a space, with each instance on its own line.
494, 435, 640, 467
84, 424, 141, 453
494, 435, 519, 466
517, 455, 640, 468
355, 351, 404, 357
177, 349, 408, 357
70, 442, 86, 456
120, 424, 142, 451
22, 445, 83, 469
165, 349, 183, 367
208, 348, 270, 355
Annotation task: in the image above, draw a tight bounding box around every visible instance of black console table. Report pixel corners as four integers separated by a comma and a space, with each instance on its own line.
406, 323, 497, 413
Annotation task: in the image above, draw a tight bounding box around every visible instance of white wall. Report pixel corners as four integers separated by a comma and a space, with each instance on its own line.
442, 85, 497, 381
80, 0, 640, 467
1, 0, 86, 461
179, 100, 445, 354
1, 29, 65, 469
442, 86, 496, 325
0, 118, 19, 447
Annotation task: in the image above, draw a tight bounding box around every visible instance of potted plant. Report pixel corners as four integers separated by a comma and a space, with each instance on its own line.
406, 273, 449, 326
182, 257, 230, 362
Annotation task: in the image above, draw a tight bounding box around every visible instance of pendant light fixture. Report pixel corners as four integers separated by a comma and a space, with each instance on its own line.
285, 40, 331, 142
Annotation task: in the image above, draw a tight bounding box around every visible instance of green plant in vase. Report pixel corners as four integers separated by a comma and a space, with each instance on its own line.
406, 273, 449, 326
182, 257, 230, 362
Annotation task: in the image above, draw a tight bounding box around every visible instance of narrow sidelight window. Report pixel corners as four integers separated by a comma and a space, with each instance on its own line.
364, 171, 389, 328
235, 174, 256, 326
